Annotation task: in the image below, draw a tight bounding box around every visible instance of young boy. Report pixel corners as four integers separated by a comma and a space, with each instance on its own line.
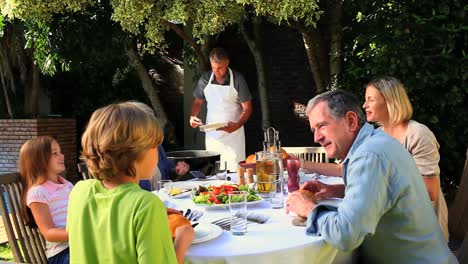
67, 101, 194, 263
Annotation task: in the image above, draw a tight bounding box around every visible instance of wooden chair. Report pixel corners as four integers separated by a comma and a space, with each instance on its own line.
0, 172, 47, 264
448, 148, 468, 260
77, 162, 92, 180
282, 147, 329, 163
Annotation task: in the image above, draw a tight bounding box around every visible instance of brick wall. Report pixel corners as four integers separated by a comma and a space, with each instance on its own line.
0, 119, 77, 181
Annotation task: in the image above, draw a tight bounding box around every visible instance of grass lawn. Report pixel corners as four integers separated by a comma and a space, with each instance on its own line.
0, 243, 13, 261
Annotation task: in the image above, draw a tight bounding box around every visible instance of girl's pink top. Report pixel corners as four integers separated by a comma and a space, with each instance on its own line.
27, 176, 73, 258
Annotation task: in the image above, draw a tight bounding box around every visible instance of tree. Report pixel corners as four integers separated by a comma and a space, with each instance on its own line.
0, 0, 89, 116
341, 0, 466, 188
237, 0, 344, 92
110, 0, 245, 70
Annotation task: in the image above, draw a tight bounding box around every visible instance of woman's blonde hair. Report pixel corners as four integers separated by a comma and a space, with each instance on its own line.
19, 136, 56, 226
366, 76, 413, 124
81, 101, 163, 181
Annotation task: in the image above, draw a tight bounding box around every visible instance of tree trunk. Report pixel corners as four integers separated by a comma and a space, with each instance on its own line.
0, 68, 13, 118
293, 21, 330, 93
327, 0, 343, 91
240, 19, 271, 129
125, 39, 169, 126
161, 20, 210, 71
0, 41, 14, 118
30, 63, 41, 117
0, 42, 17, 95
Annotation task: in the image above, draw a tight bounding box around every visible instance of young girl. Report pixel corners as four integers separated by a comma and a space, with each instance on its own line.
67, 101, 193, 264
19, 136, 73, 264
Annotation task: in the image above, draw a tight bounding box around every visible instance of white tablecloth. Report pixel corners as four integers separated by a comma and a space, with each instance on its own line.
168, 176, 352, 264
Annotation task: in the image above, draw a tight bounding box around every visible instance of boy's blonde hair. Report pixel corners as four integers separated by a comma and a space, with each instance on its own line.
81, 101, 163, 181
366, 76, 413, 124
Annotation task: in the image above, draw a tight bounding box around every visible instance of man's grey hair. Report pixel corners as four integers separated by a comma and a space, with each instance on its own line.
209, 47, 229, 62
305, 90, 366, 126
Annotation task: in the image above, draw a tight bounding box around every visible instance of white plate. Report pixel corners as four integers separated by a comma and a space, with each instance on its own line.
317, 198, 343, 207
195, 197, 265, 210
199, 122, 227, 132
165, 180, 232, 189
318, 176, 344, 185
192, 223, 223, 244
171, 190, 192, 199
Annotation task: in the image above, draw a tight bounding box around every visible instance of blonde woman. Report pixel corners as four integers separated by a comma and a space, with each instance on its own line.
363, 76, 448, 240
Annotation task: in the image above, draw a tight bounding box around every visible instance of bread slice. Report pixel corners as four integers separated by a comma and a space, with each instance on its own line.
168, 214, 192, 238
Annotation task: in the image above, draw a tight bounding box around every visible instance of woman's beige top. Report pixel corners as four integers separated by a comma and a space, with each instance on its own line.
402, 120, 448, 241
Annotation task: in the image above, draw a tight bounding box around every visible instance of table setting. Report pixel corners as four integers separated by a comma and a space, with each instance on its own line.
152, 169, 351, 264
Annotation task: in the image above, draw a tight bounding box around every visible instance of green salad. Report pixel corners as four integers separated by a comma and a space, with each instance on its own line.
192, 184, 261, 205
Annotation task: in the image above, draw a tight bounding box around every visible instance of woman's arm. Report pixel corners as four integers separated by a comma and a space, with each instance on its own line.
423, 177, 439, 202
303, 161, 343, 176
29, 202, 68, 242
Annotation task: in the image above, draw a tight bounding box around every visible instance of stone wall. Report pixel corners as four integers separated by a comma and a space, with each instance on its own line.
0, 119, 77, 181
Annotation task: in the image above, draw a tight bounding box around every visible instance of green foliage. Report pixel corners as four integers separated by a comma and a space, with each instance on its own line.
0, 14, 4, 36
111, 0, 245, 50
237, 0, 323, 27
0, 243, 13, 261
341, 0, 467, 185
24, 20, 70, 75
0, 0, 92, 20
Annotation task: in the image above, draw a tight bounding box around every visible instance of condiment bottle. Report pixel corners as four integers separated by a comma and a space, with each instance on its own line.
237, 167, 245, 185
246, 168, 254, 184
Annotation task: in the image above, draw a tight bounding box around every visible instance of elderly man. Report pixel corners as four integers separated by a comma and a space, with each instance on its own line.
189, 47, 252, 171
286, 90, 456, 263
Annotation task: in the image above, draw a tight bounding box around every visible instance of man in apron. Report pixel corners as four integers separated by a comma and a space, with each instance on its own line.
189, 47, 252, 172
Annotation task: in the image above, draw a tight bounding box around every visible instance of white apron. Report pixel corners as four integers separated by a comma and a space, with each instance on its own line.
204, 68, 245, 171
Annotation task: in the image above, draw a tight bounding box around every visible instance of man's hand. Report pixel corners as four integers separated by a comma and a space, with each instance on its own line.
300, 180, 345, 199
175, 161, 190, 175
190, 116, 203, 128
286, 191, 316, 218
218, 121, 238, 133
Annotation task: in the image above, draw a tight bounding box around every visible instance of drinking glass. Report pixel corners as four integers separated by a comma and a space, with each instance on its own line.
157, 180, 173, 197
215, 160, 227, 180
286, 159, 301, 192
270, 179, 284, 209
229, 191, 248, 235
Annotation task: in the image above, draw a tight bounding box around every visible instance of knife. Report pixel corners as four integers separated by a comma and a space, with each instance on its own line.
172, 189, 192, 197
184, 209, 192, 218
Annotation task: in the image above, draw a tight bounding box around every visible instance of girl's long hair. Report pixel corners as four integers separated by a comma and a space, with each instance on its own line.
19, 136, 54, 227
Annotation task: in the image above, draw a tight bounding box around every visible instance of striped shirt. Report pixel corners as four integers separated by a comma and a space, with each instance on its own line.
27, 176, 73, 258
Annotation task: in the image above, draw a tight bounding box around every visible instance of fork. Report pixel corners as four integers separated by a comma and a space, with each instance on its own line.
244, 212, 270, 224
211, 212, 270, 230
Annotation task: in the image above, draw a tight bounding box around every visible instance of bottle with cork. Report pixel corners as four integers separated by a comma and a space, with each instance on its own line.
237, 166, 245, 185
246, 168, 254, 184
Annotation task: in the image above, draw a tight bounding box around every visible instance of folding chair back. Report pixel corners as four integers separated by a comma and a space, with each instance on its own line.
0, 172, 47, 264
77, 162, 92, 180
282, 147, 329, 163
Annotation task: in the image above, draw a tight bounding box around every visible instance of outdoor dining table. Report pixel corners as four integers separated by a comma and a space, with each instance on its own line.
164, 173, 352, 264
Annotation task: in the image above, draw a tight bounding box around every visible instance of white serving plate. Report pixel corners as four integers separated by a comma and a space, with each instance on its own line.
192, 223, 223, 244
199, 122, 227, 132
195, 197, 265, 210
318, 176, 344, 185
